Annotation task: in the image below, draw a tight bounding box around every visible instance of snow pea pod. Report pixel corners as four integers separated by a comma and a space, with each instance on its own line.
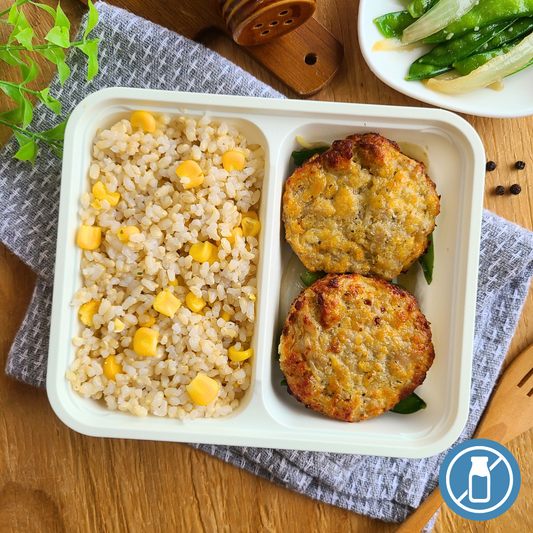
406, 63, 453, 81
418, 20, 515, 67
453, 41, 519, 74
472, 16, 533, 54
453, 38, 533, 75
408, 0, 440, 19
419, 233, 434, 285
425, 0, 533, 43
374, 11, 415, 39
406, 20, 514, 79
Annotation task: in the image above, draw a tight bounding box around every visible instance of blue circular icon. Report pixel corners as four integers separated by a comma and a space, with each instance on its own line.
439, 439, 521, 521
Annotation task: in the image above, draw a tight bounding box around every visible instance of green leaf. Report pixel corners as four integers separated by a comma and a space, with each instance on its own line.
54, 3, 70, 31
0, 81, 24, 105
45, 25, 70, 48
8, 3, 19, 25
0, 105, 24, 123
14, 26, 34, 49
78, 41, 99, 81
49, 144, 63, 159
14, 138, 39, 164
391, 392, 427, 414
0, 49, 23, 67
41, 119, 67, 140
40, 47, 70, 84
38, 89, 62, 114
84, 0, 99, 39
13, 129, 32, 148
21, 54, 38, 84
21, 97, 33, 128
29, 1, 56, 18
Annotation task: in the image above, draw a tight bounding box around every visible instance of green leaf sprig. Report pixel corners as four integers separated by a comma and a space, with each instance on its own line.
0, 0, 100, 163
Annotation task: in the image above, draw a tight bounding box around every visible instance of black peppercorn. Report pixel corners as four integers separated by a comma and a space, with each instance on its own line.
486, 161, 497, 171
510, 184, 522, 195
515, 161, 526, 170
495, 186, 505, 196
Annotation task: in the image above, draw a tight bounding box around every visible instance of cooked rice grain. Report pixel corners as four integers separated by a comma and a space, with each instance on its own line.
68, 113, 264, 420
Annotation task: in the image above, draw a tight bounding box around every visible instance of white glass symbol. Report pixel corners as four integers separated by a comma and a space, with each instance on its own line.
469, 456, 491, 503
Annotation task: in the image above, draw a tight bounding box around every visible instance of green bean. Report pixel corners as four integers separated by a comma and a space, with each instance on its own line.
425, 0, 533, 44
419, 232, 434, 285
291, 146, 329, 167
408, 0, 440, 19
300, 270, 326, 286
391, 392, 427, 414
374, 11, 415, 39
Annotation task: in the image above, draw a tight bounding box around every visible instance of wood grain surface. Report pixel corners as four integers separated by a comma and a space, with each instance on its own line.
1, 1, 533, 532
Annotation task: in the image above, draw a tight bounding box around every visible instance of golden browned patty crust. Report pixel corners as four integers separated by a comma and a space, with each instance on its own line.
282, 133, 440, 280
279, 274, 434, 422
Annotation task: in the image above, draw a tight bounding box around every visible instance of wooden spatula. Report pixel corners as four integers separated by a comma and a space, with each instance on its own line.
396, 342, 533, 533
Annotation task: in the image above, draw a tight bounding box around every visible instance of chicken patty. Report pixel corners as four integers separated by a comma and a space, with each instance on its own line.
282, 133, 440, 280
279, 274, 434, 422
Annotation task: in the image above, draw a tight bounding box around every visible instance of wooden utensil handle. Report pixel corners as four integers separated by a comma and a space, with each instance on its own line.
395, 487, 444, 533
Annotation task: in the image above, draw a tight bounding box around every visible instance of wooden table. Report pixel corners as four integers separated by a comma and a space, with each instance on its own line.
1, 1, 532, 532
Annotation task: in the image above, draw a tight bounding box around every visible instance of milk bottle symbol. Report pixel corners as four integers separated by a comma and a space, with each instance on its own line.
469, 456, 491, 503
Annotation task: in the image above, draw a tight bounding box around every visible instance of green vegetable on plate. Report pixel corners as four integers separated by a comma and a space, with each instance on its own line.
425, 0, 533, 43
419, 232, 435, 285
300, 270, 326, 287
408, 0, 440, 19
291, 146, 329, 167
406, 20, 515, 80
391, 392, 427, 414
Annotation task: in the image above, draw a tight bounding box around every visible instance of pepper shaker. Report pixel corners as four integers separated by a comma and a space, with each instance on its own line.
213, 0, 317, 46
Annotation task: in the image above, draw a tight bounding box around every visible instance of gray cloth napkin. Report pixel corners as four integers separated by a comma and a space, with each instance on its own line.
2, 3, 533, 527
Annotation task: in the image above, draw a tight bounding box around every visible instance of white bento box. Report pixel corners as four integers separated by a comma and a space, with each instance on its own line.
47, 87, 485, 458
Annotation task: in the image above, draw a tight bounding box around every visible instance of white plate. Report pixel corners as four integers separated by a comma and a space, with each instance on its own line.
358, 0, 533, 118
48, 88, 485, 458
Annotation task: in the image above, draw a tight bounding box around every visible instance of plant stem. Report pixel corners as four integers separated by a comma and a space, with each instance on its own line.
0, 80, 41, 95
0, 38, 99, 51
0, 0, 30, 19
0, 117, 63, 146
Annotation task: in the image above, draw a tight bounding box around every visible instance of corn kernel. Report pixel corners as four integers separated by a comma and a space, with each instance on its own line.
189, 241, 218, 264
242, 211, 258, 220
91, 199, 102, 210
92, 181, 120, 206
138, 315, 156, 327
186, 292, 206, 313
228, 346, 253, 362
168, 278, 178, 287
114, 319, 125, 332
133, 327, 159, 357
220, 310, 231, 322
186, 374, 219, 406
176, 160, 204, 189
153, 290, 181, 318
227, 227, 243, 244
241, 217, 261, 238
222, 150, 245, 172
249, 293, 256, 301
79, 300, 99, 326
117, 225, 140, 243
77, 225, 102, 250
130, 110, 157, 133
103, 355, 123, 381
